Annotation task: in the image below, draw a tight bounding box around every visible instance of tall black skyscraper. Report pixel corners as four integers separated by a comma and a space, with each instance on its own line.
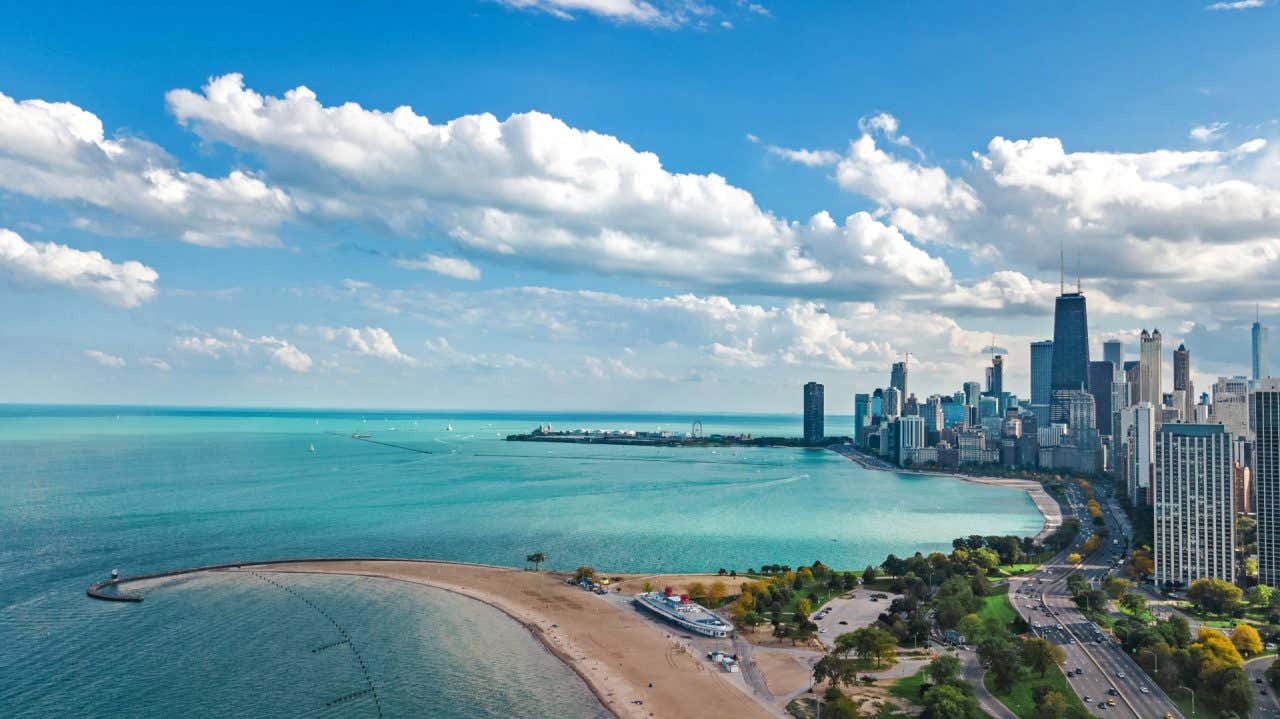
1088, 360, 1115, 435
1051, 291, 1090, 394
803, 381, 824, 444
990, 355, 1004, 397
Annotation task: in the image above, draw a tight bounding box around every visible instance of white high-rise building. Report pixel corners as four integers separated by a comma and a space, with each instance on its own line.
1153, 423, 1235, 588
1121, 403, 1156, 505
1212, 376, 1251, 440
897, 415, 925, 467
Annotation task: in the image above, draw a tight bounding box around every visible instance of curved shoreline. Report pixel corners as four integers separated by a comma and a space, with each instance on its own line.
828, 445, 1062, 542
92, 558, 776, 719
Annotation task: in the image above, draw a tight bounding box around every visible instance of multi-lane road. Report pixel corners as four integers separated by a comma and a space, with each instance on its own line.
1007, 482, 1184, 718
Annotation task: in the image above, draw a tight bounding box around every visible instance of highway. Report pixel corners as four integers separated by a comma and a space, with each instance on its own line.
1007, 481, 1184, 719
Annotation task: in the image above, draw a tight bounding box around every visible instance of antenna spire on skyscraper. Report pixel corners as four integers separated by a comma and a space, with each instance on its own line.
1059, 240, 1064, 295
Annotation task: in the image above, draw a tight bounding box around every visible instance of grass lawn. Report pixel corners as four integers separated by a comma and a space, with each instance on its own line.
987, 663, 1089, 719
999, 563, 1041, 576
889, 669, 927, 702
979, 589, 1018, 628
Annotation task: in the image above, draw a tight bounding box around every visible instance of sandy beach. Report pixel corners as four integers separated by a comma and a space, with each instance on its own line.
232, 560, 777, 719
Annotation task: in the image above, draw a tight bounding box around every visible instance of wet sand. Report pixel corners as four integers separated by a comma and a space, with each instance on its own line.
243, 560, 776, 719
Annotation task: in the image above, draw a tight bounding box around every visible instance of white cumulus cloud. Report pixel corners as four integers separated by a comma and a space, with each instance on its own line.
0, 90, 294, 247
174, 328, 312, 373
318, 326, 414, 363
0, 228, 158, 307
164, 74, 954, 298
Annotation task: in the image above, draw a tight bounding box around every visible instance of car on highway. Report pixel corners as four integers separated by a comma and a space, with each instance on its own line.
1116, 672, 1125, 679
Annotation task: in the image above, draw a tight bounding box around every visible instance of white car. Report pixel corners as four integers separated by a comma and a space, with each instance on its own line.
1117, 672, 1126, 679
1139, 687, 1150, 695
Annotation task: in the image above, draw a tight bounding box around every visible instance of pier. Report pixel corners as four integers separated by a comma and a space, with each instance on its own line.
326, 431, 433, 455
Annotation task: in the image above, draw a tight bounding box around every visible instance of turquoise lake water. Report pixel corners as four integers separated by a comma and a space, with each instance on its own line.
0, 406, 1044, 716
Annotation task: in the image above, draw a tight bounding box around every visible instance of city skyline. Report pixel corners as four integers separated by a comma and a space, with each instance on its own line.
3, 2, 1280, 411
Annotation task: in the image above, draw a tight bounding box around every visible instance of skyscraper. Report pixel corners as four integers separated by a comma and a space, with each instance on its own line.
883, 387, 902, 420
1103, 339, 1123, 368
1051, 290, 1089, 418
890, 360, 908, 399
1139, 329, 1163, 407
963, 381, 981, 407
1122, 402, 1156, 505
803, 381, 824, 444
1030, 340, 1054, 410
1173, 343, 1193, 420
854, 393, 871, 443
989, 355, 1004, 397
897, 415, 925, 466
1153, 423, 1235, 588
1254, 379, 1280, 586
1254, 313, 1269, 381
1088, 360, 1115, 435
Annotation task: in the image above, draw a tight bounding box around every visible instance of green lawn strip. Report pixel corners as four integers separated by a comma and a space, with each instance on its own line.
979, 590, 1018, 627
889, 668, 927, 702
999, 563, 1041, 576
986, 663, 1089, 719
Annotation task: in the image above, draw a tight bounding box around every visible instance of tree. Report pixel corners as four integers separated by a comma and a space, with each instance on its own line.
573, 565, 595, 581
862, 566, 877, 585
687, 581, 707, 603
707, 580, 728, 607
1190, 627, 1244, 672
1119, 592, 1148, 616
1038, 690, 1069, 719
1231, 624, 1263, 657
1022, 637, 1066, 677
796, 597, 814, 617
1266, 657, 1280, 692
925, 654, 962, 686
642, 580, 652, 593
525, 552, 546, 571
1129, 549, 1154, 577
1104, 576, 1133, 600
979, 637, 1022, 692
971, 548, 1000, 570
819, 686, 863, 719
844, 627, 898, 668
1067, 552, 1082, 565
1187, 577, 1244, 614
920, 684, 984, 719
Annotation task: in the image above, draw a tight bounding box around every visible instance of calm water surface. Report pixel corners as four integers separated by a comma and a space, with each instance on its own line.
0, 406, 1043, 716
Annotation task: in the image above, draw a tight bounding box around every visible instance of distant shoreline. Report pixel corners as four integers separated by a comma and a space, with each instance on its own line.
829, 445, 1062, 543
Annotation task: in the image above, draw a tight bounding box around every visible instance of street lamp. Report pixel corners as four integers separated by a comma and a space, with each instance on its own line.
1177, 685, 1195, 716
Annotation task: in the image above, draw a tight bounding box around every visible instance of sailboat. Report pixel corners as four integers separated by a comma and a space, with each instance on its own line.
308, 443, 316, 453
445, 424, 454, 432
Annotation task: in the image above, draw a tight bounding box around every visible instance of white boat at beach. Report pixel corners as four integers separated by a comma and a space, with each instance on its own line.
634, 589, 733, 638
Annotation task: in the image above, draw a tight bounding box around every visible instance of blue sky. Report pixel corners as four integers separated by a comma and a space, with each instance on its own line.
1, 0, 1278, 411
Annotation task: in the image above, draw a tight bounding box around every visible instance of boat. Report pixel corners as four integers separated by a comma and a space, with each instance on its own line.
352, 433, 371, 439
308, 443, 316, 453
634, 588, 733, 638
445, 424, 454, 432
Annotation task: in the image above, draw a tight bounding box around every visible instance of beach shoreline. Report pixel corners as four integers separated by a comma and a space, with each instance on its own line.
115, 559, 777, 719
828, 445, 1063, 543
